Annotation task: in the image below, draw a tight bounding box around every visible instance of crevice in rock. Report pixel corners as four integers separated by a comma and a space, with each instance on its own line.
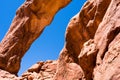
101, 26, 120, 60
78, 39, 98, 80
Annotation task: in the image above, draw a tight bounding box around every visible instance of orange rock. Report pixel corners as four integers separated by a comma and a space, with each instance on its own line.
0, 0, 71, 74
0, 0, 120, 80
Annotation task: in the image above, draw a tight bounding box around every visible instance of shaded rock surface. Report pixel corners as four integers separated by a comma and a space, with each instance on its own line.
0, 0, 120, 80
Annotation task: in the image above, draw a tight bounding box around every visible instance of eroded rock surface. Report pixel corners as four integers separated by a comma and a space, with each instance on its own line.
0, 69, 21, 80
0, 0, 71, 74
0, 0, 120, 80
54, 0, 111, 79
93, 0, 120, 79
22, 60, 57, 80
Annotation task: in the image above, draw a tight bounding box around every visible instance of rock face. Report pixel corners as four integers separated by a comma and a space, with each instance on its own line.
0, 0, 120, 80
0, 0, 71, 74
93, 0, 120, 79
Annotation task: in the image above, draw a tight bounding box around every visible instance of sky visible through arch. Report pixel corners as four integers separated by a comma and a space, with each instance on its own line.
0, 0, 86, 76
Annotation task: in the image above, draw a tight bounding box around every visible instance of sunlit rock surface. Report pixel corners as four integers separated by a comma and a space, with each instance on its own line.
0, 0, 120, 80
0, 0, 71, 74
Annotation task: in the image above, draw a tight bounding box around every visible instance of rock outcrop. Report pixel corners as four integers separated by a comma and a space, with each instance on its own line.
93, 0, 120, 79
0, 0, 120, 80
54, 0, 111, 79
0, 0, 71, 74
22, 60, 57, 80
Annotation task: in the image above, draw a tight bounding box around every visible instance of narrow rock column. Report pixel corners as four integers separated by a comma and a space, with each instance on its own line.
0, 0, 71, 74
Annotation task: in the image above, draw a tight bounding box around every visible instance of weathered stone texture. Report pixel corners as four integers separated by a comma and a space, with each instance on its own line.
0, 0, 120, 80
22, 60, 57, 80
0, 0, 71, 74
93, 0, 120, 79
54, 0, 112, 79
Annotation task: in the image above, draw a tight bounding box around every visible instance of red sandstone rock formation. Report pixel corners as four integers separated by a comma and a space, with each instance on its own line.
54, 0, 111, 79
0, 0, 120, 80
22, 60, 57, 80
0, 0, 71, 74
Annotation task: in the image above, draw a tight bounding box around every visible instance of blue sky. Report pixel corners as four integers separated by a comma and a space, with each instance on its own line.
0, 0, 86, 76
